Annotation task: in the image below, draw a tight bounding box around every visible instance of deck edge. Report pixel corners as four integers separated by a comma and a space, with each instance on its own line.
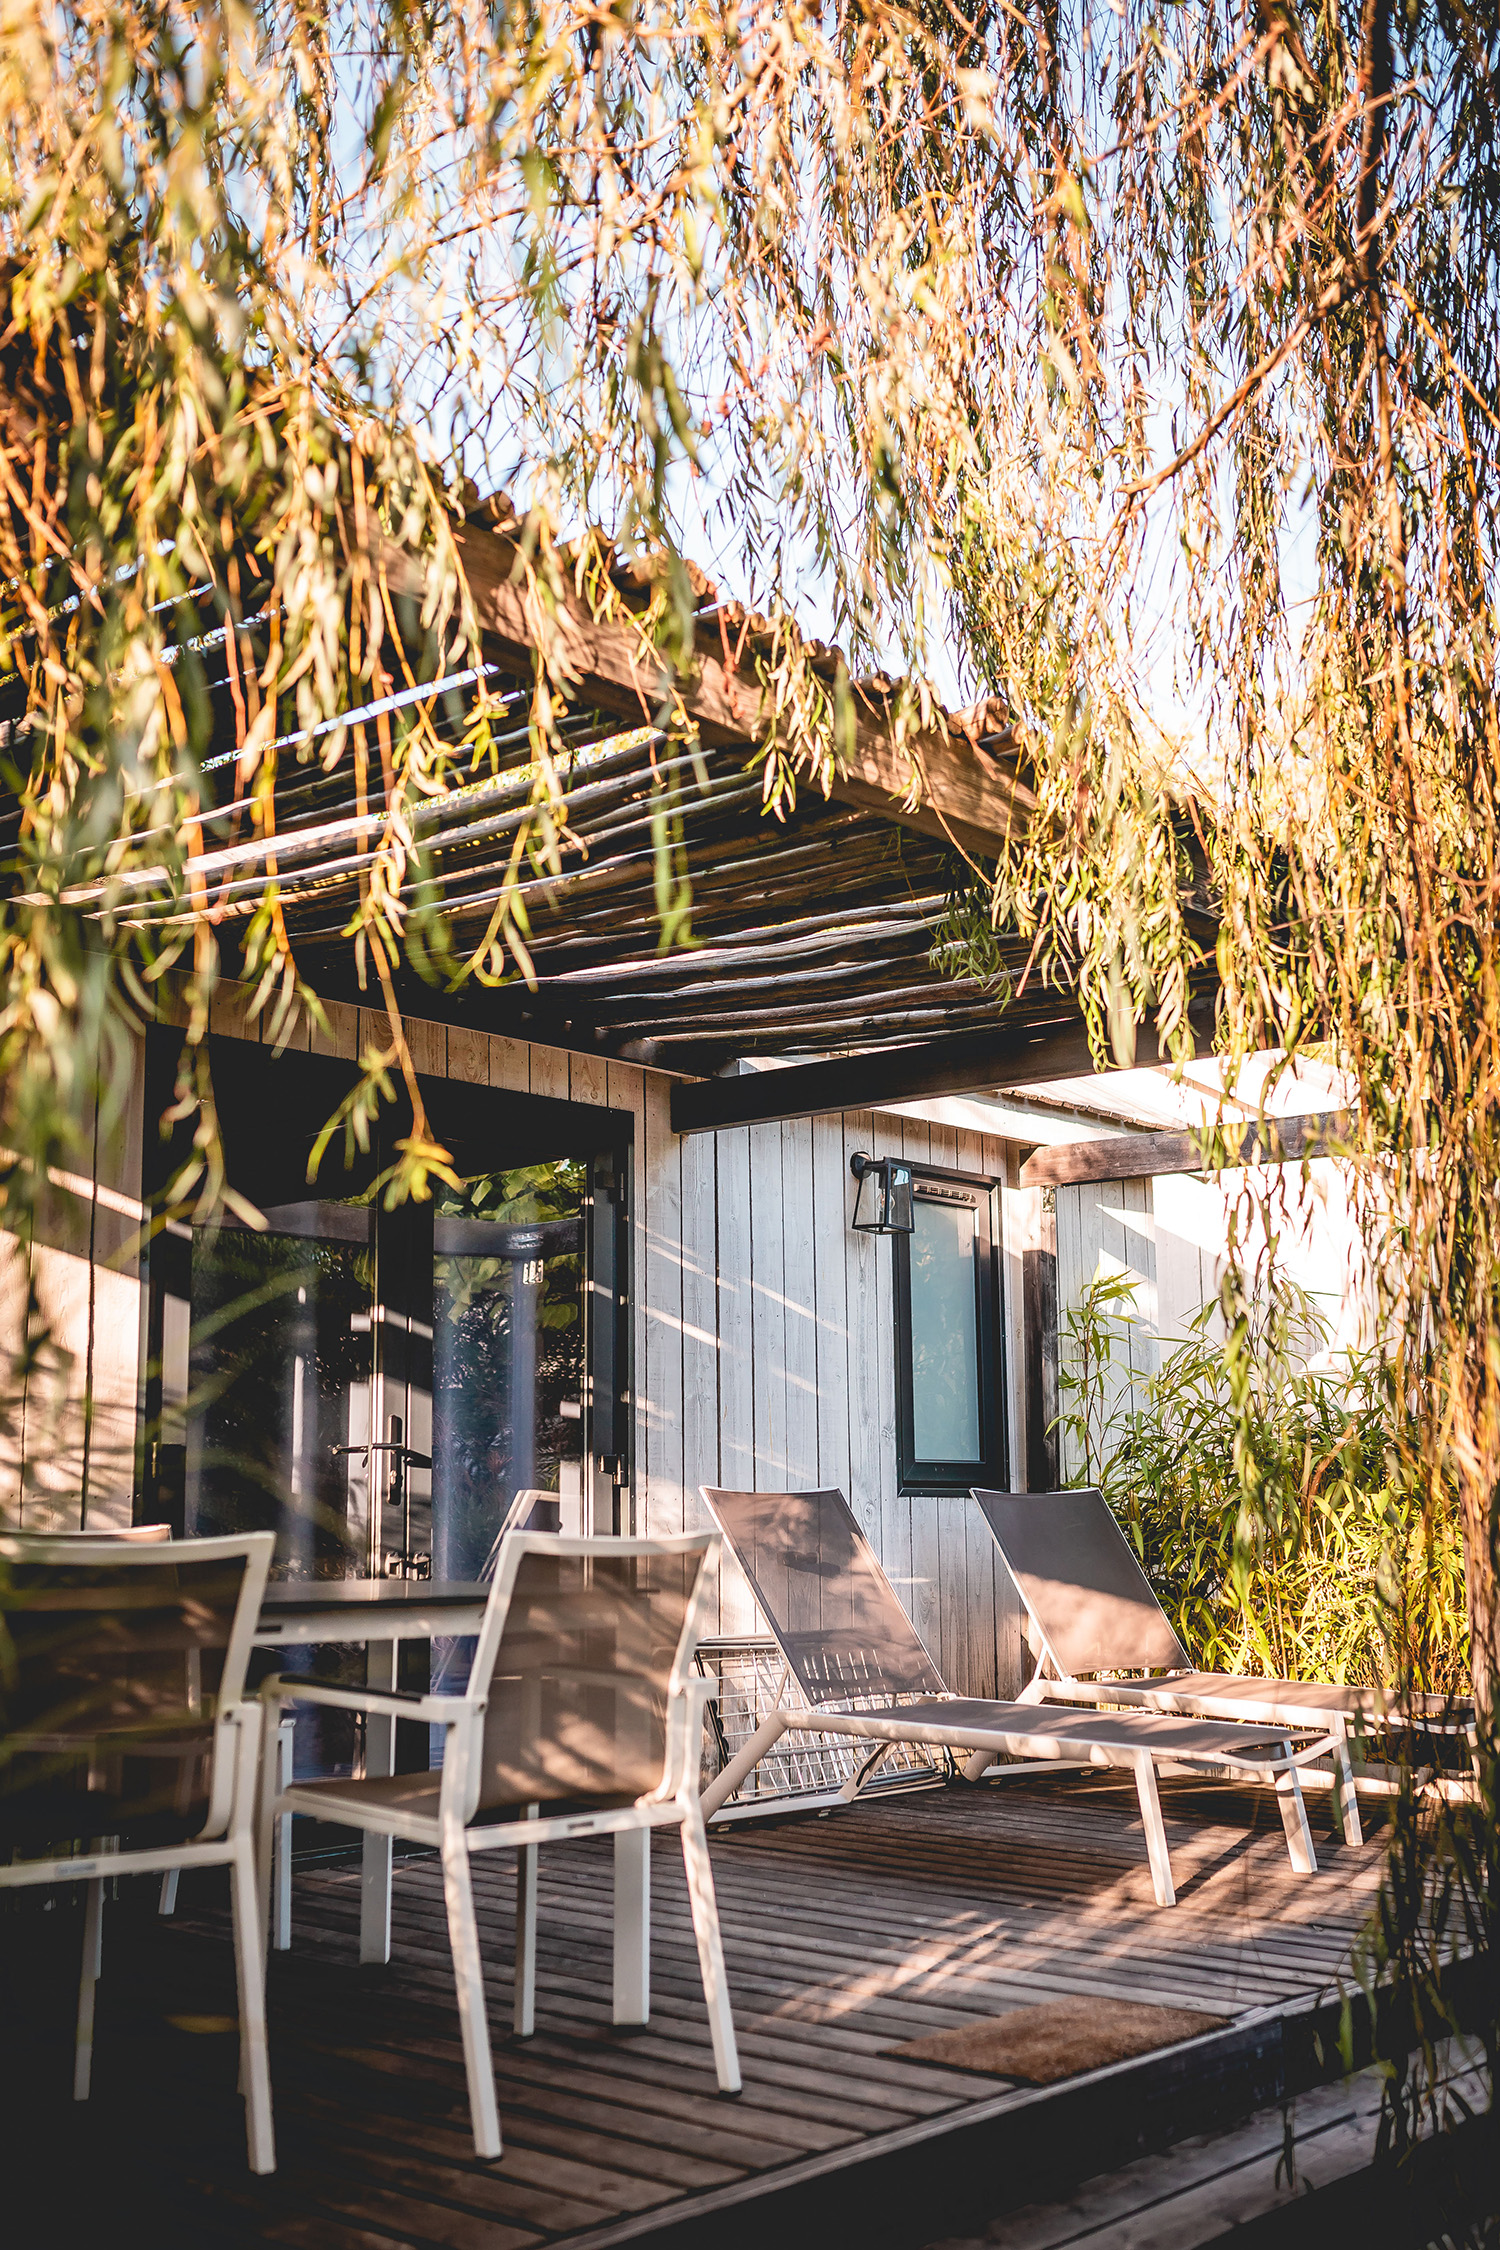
554, 1995, 1332, 2250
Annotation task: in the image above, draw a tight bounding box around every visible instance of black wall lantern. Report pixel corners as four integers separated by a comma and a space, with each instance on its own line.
849, 1152, 915, 1235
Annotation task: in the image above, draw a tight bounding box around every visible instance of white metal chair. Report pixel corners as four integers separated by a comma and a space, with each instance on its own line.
0, 1530, 277, 2172
34, 1525, 296, 1934
258, 1531, 741, 2158
472, 1485, 580, 1585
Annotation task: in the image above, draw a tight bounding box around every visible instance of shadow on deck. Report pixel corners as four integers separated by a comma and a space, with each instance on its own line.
0, 1774, 1388, 2249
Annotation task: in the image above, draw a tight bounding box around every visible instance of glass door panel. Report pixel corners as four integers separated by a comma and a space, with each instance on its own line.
182, 1198, 374, 1575
431, 1159, 588, 1580
174, 1198, 375, 1782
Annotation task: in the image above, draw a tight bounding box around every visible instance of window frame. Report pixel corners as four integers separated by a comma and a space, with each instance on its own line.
892, 1163, 1005, 1496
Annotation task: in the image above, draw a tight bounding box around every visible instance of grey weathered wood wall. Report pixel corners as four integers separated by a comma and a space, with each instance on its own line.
0, 992, 1025, 1698
1053, 1174, 1159, 1480
0, 1047, 145, 1529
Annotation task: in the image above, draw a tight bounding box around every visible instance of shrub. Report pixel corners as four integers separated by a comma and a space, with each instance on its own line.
1056, 1271, 1469, 1695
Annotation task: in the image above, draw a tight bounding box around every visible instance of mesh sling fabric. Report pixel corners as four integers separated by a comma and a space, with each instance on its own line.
0, 1548, 250, 1851
971, 1489, 1190, 1676
700, 1489, 947, 1706
473, 1545, 699, 1816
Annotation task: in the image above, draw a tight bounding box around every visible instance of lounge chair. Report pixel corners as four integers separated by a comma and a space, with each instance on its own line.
970, 1485, 1471, 1846
259, 1531, 741, 2159
473, 1487, 578, 1583
0, 1530, 277, 2171
698, 1486, 1348, 1908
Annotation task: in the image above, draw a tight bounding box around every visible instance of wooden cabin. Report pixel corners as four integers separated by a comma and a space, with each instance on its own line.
0, 514, 1246, 1716
0, 527, 1404, 2250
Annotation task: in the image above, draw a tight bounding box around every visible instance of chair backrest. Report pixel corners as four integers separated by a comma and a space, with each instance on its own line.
1, 1522, 171, 1542
502, 1489, 564, 1537
971, 1488, 1190, 1676
0, 1531, 274, 1847
474, 1488, 582, 1584
459, 1533, 718, 1816
700, 1487, 947, 1707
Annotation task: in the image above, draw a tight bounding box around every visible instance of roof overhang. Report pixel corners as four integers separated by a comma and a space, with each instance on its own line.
670, 989, 1220, 1135
384, 513, 1034, 864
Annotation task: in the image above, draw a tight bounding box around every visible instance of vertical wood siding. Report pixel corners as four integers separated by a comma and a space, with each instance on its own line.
1053, 1174, 1159, 1482
5, 998, 1024, 1693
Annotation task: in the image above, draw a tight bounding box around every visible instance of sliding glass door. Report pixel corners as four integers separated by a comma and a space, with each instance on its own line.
142, 1035, 629, 1571
171, 1194, 376, 1572
427, 1160, 589, 1580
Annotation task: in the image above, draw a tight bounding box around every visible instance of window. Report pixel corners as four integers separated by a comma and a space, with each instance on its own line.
893, 1170, 1004, 1493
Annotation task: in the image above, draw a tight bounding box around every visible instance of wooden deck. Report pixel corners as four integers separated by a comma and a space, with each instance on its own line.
2, 1773, 1389, 2248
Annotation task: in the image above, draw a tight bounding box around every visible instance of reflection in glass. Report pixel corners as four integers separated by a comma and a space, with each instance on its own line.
428, 1160, 587, 1732
183, 1200, 374, 1780
185, 1201, 374, 1575
430, 1160, 587, 1584
909, 1198, 982, 1464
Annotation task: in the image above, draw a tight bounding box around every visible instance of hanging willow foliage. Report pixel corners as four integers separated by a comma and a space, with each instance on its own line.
5, 0, 1500, 2187
4, 0, 1500, 1716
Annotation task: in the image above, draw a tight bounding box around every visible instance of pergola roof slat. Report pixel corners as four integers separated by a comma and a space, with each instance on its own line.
3, 585, 1201, 1105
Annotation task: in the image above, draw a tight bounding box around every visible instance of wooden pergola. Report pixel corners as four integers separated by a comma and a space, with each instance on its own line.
3, 505, 1218, 1126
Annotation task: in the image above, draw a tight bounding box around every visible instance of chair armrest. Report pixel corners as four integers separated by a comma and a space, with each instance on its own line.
260, 1676, 473, 1725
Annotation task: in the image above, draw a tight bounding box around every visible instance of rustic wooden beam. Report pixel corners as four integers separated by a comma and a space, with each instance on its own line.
672, 1019, 1083, 1133
1017, 1110, 1352, 1189
671, 990, 1221, 1133
382, 519, 1034, 860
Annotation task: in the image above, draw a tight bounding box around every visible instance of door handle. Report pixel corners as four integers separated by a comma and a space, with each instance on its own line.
331, 1442, 431, 1468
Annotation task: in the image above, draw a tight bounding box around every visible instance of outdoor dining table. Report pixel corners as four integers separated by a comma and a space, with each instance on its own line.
255, 1579, 489, 1963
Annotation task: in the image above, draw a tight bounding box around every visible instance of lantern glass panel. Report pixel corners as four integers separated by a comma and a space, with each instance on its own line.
887, 1163, 914, 1233
851, 1160, 878, 1231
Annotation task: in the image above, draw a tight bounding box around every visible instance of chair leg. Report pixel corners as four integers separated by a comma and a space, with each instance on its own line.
840, 1743, 893, 1802
1333, 1723, 1364, 1849
361, 1642, 397, 1966
255, 1697, 281, 1962
1275, 1747, 1319, 1875
74, 1876, 105, 2100
441, 1837, 502, 2159
700, 1710, 792, 1819
274, 1716, 295, 1951
229, 1838, 277, 2174
613, 1827, 650, 2027
158, 1868, 180, 1916
514, 1840, 538, 2039
1132, 1752, 1176, 1907
678, 1804, 742, 2093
